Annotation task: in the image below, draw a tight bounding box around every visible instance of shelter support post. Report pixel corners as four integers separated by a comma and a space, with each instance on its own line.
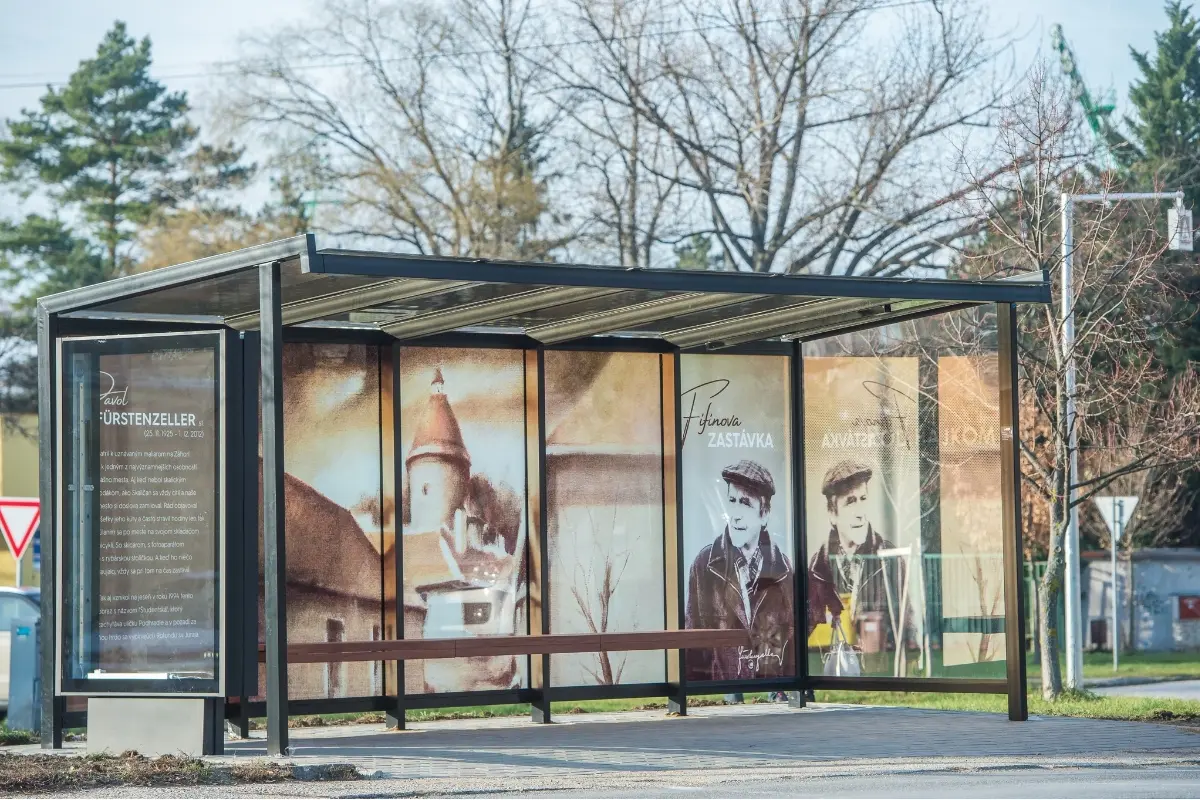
531, 348, 551, 724
386, 344, 405, 731
998, 303, 1029, 721
260, 262, 290, 754
665, 353, 686, 716
37, 306, 64, 748
789, 342, 808, 709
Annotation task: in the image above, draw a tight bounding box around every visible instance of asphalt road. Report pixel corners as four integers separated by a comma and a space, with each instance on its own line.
31, 703, 1200, 799
1096, 679, 1200, 700
53, 764, 1200, 798
514, 767, 1200, 799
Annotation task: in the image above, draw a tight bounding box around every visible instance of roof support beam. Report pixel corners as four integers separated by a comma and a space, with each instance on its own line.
785, 300, 964, 344
314, 250, 1053, 305
381, 286, 621, 340
526, 292, 758, 345
41, 235, 314, 314
224, 278, 475, 330
666, 297, 881, 349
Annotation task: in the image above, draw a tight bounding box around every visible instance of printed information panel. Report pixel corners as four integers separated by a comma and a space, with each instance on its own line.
59, 332, 223, 695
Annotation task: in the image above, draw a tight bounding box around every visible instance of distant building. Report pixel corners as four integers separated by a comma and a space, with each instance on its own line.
1083, 549, 1200, 652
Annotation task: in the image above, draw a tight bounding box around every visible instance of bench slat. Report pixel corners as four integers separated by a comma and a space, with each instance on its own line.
256, 629, 749, 664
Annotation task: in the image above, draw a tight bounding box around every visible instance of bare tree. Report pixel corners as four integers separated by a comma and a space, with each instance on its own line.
228, 0, 571, 257
565, 0, 1012, 274
552, 0, 687, 267
961, 65, 1200, 699
570, 508, 631, 685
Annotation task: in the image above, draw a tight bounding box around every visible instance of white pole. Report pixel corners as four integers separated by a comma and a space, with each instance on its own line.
1113, 499, 1121, 673
1062, 193, 1084, 690
13, 553, 21, 589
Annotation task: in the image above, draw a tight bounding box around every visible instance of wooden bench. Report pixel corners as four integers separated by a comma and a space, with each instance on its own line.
233, 629, 757, 733
256, 629, 749, 663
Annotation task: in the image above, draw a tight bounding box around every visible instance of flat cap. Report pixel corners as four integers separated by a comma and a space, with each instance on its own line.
821, 459, 873, 497
721, 459, 776, 498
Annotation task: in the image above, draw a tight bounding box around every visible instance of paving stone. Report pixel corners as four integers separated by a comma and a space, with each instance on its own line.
217, 703, 1200, 781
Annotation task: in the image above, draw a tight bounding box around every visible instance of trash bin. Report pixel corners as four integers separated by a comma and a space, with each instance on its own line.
8, 619, 40, 733
857, 611, 886, 654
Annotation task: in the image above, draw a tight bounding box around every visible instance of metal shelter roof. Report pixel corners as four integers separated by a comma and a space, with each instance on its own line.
39, 234, 1050, 349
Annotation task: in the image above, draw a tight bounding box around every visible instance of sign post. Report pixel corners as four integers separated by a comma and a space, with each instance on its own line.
1169, 204, 1193, 252
0, 498, 40, 588
1094, 495, 1138, 671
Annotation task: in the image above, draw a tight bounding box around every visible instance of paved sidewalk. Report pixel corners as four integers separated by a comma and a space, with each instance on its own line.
34, 703, 1200, 797
1097, 679, 1200, 700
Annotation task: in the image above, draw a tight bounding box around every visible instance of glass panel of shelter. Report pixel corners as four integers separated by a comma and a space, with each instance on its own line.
224, 304, 1009, 706
801, 305, 1006, 680
53, 314, 1006, 703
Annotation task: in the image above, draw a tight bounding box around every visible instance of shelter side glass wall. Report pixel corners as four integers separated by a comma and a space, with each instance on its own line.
802, 304, 1006, 680
55, 315, 1013, 707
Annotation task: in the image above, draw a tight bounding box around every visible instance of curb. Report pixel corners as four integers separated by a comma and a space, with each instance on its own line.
1029, 675, 1198, 689
288, 763, 363, 781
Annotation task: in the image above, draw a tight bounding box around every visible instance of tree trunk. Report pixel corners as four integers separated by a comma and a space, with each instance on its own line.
1038, 512, 1068, 699
1037, 574, 1062, 699
1030, 568, 1041, 664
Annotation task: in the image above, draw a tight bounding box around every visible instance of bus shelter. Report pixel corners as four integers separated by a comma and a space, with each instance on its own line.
36, 234, 1049, 756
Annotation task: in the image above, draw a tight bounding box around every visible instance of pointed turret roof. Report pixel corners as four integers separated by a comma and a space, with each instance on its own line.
407, 368, 470, 468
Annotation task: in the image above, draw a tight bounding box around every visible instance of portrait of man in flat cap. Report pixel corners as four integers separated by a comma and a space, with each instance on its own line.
807, 458, 913, 672
685, 458, 795, 681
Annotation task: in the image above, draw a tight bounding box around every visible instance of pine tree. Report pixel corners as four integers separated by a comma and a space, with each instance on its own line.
1120, 1, 1200, 204
1116, 2, 1200, 546
0, 22, 204, 417
0, 21, 196, 294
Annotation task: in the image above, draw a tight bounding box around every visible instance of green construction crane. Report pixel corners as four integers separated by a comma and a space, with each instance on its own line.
1051, 23, 1119, 170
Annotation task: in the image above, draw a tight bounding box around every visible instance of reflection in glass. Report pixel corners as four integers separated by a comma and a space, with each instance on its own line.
803, 306, 1005, 680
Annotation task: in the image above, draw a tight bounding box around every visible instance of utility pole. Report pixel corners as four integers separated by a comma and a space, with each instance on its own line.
1061, 190, 1188, 690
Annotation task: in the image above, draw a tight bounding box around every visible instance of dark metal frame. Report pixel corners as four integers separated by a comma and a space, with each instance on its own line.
37, 238, 1043, 747
998, 304, 1030, 721
54, 331, 227, 698
307, 251, 1049, 305
259, 262, 289, 755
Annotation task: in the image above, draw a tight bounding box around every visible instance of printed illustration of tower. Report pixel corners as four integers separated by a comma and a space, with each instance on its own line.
407, 368, 472, 546
400, 367, 527, 693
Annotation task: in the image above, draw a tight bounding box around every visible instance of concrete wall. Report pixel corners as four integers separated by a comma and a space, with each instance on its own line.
1084, 549, 1200, 652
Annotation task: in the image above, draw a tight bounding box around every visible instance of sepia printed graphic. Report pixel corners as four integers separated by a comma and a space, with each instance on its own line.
545, 350, 666, 686
937, 355, 1006, 669
803, 354, 921, 678
680, 354, 794, 682
258, 342, 387, 701
398, 347, 529, 694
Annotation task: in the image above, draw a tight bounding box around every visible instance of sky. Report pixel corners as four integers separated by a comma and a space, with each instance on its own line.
0, 0, 1173, 208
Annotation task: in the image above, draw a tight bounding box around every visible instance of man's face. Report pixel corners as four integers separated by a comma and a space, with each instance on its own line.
830, 479, 870, 546
725, 482, 768, 547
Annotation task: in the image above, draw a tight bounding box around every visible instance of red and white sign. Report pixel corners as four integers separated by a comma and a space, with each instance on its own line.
0, 498, 39, 561
1180, 595, 1200, 621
